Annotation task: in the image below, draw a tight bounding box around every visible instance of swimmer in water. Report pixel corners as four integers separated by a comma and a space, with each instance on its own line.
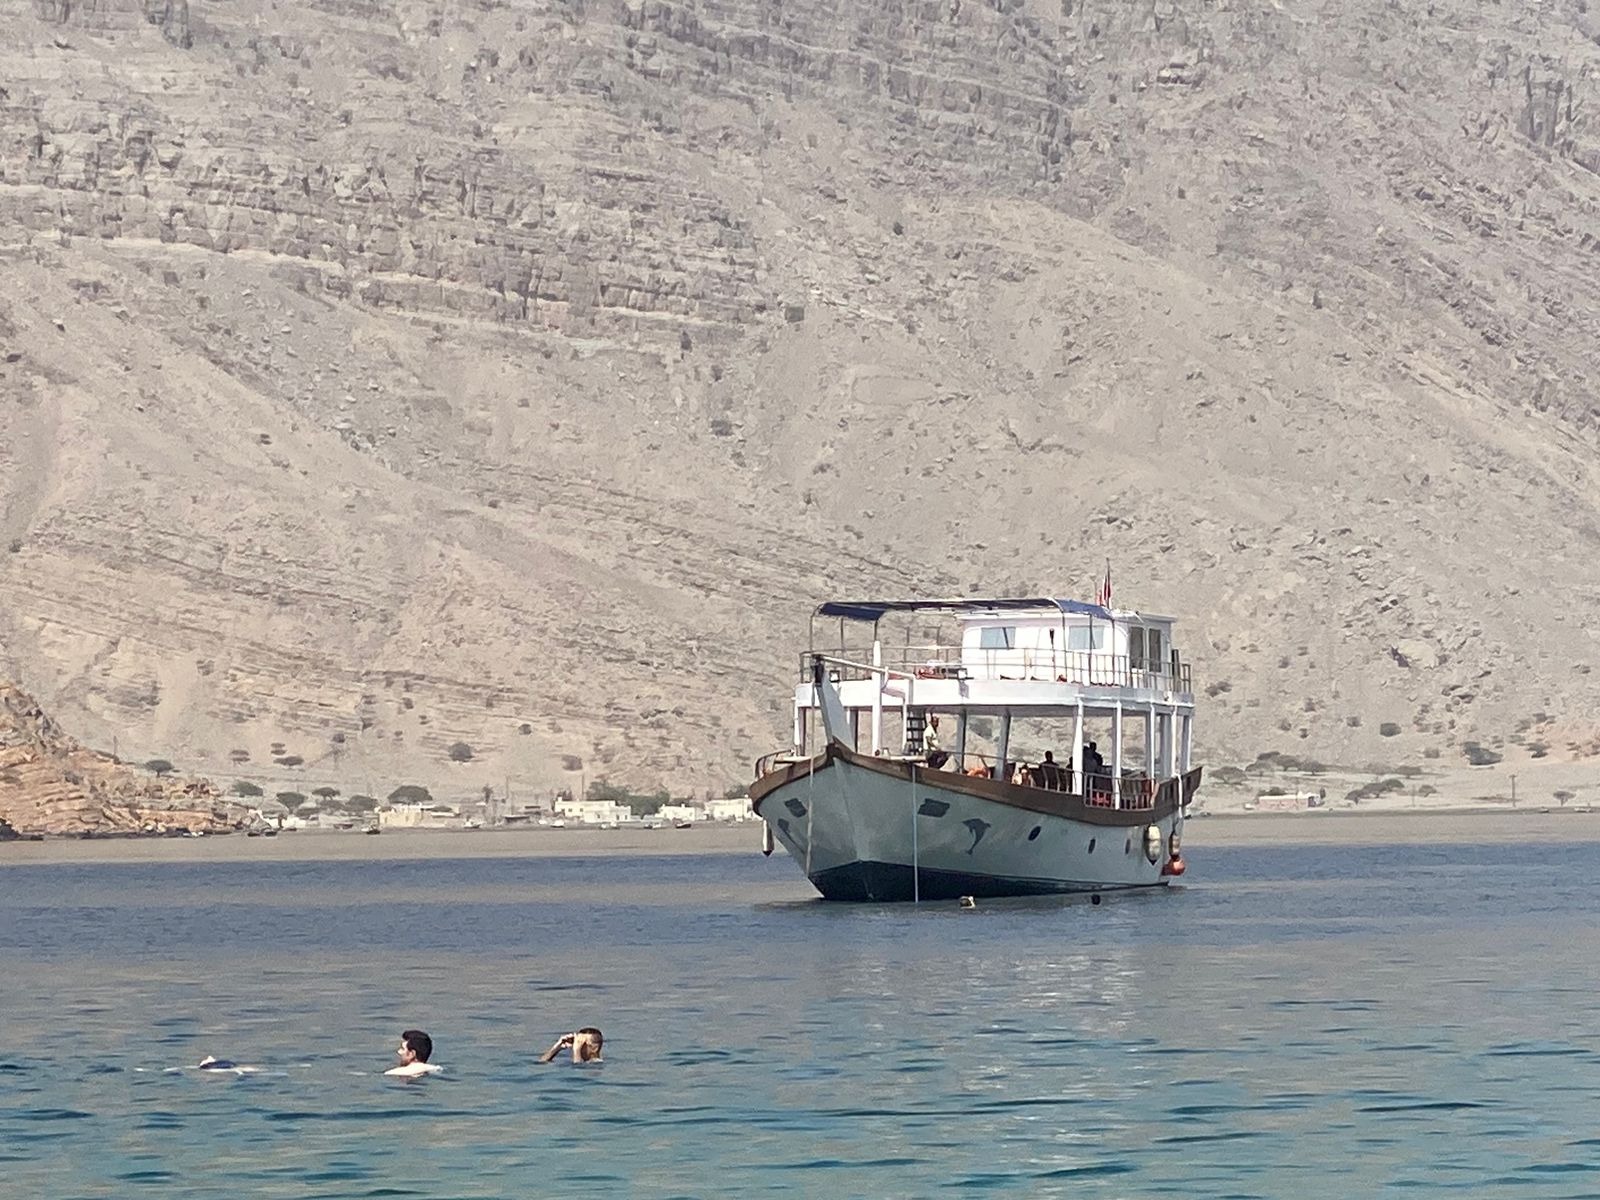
193, 1056, 260, 1075
539, 1027, 603, 1064
384, 1029, 441, 1077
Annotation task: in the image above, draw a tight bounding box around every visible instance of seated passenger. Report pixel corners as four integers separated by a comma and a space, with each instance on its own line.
1038, 751, 1064, 790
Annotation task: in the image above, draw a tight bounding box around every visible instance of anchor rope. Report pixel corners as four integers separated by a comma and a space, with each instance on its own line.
805, 749, 815, 880
910, 761, 919, 905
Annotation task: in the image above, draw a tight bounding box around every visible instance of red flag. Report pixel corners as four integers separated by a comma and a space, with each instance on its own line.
1096, 561, 1112, 608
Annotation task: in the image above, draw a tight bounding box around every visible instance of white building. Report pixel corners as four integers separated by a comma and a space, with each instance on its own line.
554, 798, 632, 825
704, 797, 753, 822
657, 802, 704, 824
380, 803, 462, 829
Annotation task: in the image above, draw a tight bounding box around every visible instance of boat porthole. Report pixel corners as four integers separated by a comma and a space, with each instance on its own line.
784, 798, 807, 818
1027, 825, 1041, 841
1088, 837, 1096, 854
777, 818, 790, 836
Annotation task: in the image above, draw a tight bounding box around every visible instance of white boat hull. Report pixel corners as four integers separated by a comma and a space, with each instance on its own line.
753, 743, 1197, 901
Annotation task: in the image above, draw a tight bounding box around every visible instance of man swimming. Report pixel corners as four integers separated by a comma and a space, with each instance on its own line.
384, 1029, 441, 1077
539, 1027, 603, 1064
189, 1055, 262, 1075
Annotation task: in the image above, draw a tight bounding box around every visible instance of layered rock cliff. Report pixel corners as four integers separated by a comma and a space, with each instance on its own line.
0, 682, 237, 835
1, 0, 1598, 799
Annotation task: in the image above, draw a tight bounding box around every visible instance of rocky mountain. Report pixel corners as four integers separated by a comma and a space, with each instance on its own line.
1, 0, 1598, 803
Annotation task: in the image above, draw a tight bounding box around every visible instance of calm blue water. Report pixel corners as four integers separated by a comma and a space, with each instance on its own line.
4, 840, 1600, 1197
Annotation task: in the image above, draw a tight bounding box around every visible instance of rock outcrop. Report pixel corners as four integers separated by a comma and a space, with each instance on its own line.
0, 682, 237, 836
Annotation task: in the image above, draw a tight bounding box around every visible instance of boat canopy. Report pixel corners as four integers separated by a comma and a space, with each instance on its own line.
815, 597, 1112, 623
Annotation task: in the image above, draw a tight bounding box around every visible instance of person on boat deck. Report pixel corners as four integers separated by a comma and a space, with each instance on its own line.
923, 715, 952, 769
1085, 741, 1106, 774
1037, 751, 1064, 790
385, 1029, 441, 1077
540, 1027, 604, 1064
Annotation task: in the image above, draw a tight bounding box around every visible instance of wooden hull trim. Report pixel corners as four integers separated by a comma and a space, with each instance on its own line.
753, 740, 1199, 828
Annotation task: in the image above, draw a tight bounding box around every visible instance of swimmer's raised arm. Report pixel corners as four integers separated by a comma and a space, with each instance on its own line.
538, 1033, 575, 1064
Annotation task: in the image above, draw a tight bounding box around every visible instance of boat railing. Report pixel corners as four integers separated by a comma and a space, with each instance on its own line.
945, 750, 1165, 810
799, 645, 1194, 694
754, 749, 812, 779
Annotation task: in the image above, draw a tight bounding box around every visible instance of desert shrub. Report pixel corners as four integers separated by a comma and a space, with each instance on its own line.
561, 754, 583, 771
1346, 777, 1406, 803
1418, 784, 1437, 796
1379, 722, 1401, 737
519, 723, 532, 735
229, 749, 250, 764
388, 784, 433, 805
1211, 766, 1247, 785
346, 794, 379, 812
1462, 741, 1502, 767
1263, 786, 1285, 797
232, 780, 263, 797
276, 791, 306, 806
145, 759, 174, 777
448, 741, 474, 762
723, 784, 748, 799
587, 778, 670, 816
1346, 715, 1361, 727
1555, 790, 1576, 806
313, 786, 340, 800
274, 754, 303, 767
330, 732, 346, 745
1423, 747, 1441, 759
1529, 741, 1549, 759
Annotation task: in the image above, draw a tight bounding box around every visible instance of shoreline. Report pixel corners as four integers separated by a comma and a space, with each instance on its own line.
4, 807, 1600, 865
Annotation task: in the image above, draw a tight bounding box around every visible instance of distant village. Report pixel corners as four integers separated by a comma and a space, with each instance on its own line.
241, 787, 756, 834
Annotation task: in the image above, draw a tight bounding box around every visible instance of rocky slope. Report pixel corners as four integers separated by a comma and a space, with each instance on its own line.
0, 681, 238, 835
0, 0, 1598, 803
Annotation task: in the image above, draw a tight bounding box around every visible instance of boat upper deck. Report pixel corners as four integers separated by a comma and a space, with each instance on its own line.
801, 597, 1195, 713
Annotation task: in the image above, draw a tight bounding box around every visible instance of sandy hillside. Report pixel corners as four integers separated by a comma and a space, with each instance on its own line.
0, 0, 1598, 807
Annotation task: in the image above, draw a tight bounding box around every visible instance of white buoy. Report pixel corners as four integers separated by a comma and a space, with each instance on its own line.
1143, 824, 1162, 864
959, 895, 976, 908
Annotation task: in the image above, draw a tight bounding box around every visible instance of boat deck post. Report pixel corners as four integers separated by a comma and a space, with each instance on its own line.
1071, 702, 1084, 794
871, 639, 884, 753
1111, 703, 1123, 807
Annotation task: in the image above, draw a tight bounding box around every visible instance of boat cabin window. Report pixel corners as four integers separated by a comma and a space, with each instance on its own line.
1067, 625, 1106, 652
1129, 626, 1146, 668
1148, 628, 1164, 670
978, 626, 1016, 650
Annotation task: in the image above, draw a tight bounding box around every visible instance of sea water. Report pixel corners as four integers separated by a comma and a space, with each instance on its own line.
4, 837, 1600, 1197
